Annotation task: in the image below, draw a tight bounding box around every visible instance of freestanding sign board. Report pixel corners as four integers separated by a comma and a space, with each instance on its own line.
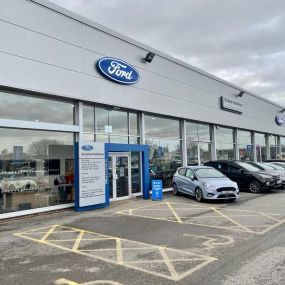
152, 180, 163, 201
75, 142, 106, 211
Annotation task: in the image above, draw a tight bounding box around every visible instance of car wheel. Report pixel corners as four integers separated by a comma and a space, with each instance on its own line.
195, 187, 204, 202
173, 183, 179, 195
249, 180, 262, 193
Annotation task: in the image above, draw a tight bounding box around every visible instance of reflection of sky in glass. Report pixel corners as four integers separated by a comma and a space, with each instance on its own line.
238, 130, 251, 146
186, 122, 210, 142
0, 91, 74, 124
95, 107, 128, 135
216, 127, 234, 145
269, 135, 278, 146
145, 115, 179, 139
255, 133, 266, 146
83, 105, 94, 132
0, 128, 73, 154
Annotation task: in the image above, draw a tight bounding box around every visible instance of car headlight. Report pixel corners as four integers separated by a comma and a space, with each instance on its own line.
257, 174, 273, 180
202, 182, 214, 188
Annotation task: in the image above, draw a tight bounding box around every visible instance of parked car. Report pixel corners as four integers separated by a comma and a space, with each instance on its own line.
172, 166, 239, 202
268, 161, 285, 170
246, 162, 285, 187
204, 160, 281, 193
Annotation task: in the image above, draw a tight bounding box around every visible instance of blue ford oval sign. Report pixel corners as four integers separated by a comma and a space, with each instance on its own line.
81, 144, 93, 151
275, 115, 284, 126
96, 57, 139, 85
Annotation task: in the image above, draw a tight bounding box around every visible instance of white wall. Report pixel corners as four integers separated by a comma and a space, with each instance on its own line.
0, 0, 284, 136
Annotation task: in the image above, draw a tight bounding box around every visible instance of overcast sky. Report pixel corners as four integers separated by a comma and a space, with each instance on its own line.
49, 0, 285, 106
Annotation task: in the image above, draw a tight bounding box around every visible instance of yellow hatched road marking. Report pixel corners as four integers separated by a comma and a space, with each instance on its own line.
210, 207, 254, 233
14, 225, 216, 282
55, 278, 80, 285
72, 230, 85, 251
158, 247, 179, 280
116, 238, 123, 264
40, 224, 57, 241
166, 202, 182, 223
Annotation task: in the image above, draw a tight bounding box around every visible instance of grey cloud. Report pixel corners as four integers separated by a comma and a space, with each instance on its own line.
50, 0, 285, 105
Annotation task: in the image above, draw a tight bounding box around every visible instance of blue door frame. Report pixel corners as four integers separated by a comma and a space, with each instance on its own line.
105, 143, 150, 207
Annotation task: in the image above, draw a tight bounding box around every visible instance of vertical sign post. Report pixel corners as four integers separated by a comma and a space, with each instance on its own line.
75, 142, 106, 211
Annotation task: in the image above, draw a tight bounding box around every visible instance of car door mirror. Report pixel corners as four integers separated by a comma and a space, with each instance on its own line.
238, 169, 244, 174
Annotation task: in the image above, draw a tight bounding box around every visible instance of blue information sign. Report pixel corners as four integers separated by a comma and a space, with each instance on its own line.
152, 180, 163, 201
246, 144, 253, 152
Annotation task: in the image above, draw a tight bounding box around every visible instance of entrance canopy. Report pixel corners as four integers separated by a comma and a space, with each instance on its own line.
105, 143, 150, 206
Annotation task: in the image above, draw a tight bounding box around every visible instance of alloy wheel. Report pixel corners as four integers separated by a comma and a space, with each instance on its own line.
249, 180, 261, 193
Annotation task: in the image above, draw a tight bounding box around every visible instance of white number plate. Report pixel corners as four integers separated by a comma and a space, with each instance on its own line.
221, 191, 233, 195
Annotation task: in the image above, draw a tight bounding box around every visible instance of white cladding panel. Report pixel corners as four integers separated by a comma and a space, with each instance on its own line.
0, 0, 284, 136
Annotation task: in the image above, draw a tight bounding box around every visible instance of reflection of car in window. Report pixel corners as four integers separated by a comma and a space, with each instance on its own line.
0, 172, 38, 192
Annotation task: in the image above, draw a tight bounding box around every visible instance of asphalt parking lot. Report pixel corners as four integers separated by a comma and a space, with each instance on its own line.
1, 189, 285, 285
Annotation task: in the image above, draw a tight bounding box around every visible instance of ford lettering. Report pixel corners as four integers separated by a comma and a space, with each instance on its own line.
96, 57, 139, 84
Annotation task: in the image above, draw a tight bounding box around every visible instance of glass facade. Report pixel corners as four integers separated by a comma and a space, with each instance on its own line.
255, 133, 266, 162
186, 122, 211, 165
238, 130, 253, 161
0, 91, 74, 124
1, 90, 285, 217
83, 105, 139, 144
145, 115, 181, 188
216, 127, 235, 160
0, 128, 74, 214
269, 135, 280, 159
281, 137, 285, 159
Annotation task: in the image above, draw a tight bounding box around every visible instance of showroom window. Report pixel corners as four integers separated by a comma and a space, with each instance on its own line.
238, 130, 253, 161
281, 137, 285, 159
145, 115, 181, 188
255, 133, 267, 162
186, 122, 211, 165
0, 128, 74, 214
83, 105, 139, 144
216, 127, 235, 160
269, 135, 280, 159
0, 91, 74, 124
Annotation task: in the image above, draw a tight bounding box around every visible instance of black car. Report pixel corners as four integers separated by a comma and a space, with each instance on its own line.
204, 160, 281, 193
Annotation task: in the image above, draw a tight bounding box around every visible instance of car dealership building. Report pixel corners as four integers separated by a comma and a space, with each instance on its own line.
1, 0, 285, 218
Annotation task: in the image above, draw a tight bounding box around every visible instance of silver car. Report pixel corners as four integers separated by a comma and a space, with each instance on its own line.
172, 166, 239, 202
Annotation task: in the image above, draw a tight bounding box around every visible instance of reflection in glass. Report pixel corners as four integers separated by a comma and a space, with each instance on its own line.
0, 128, 74, 214
281, 137, 285, 159
216, 127, 235, 160
145, 115, 181, 188
0, 91, 74, 124
255, 133, 266, 162
83, 105, 94, 132
131, 152, 141, 194
269, 135, 280, 159
238, 130, 253, 161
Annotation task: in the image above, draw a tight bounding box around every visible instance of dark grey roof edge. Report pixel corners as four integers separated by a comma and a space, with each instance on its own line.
32, 0, 284, 110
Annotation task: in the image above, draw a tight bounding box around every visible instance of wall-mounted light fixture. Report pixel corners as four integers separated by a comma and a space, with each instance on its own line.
143, 52, 155, 63
236, 91, 245, 97
279, 108, 285, 113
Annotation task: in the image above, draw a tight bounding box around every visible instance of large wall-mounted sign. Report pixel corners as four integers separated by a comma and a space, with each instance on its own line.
221, 96, 243, 114
78, 142, 106, 208
96, 57, 140, 85
275, 115, 284, 126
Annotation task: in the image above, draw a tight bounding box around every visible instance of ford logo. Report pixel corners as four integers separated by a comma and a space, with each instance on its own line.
81, 145, 93, 151
96, 57, 139, 85
275, 115, 284, 126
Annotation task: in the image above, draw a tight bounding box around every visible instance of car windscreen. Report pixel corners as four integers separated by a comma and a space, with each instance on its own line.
235, 162, 260, 172
255, 163, 274, 170
194, 168, 224, 178
266, 163, 284, 170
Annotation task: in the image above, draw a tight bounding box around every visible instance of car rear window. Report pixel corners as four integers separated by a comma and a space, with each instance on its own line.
194, 168, 224, 178
178, 168, 186, 176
